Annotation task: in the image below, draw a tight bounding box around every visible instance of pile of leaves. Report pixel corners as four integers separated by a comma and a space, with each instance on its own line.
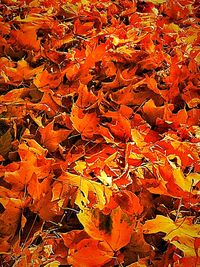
0, 0, 200, 266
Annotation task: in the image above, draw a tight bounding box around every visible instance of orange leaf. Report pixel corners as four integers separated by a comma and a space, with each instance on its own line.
78, 207, 135, 251
70, 105, 99, 139
40, 120, 71, 152
114, 190, 143, 215
68, 238, 113, 267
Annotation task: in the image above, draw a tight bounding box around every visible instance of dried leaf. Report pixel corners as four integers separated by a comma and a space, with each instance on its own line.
0, 129, 12, 158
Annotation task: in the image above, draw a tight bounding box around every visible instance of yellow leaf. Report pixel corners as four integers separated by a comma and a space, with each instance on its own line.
143, 215, 200, 256
97, 171, 112, 186
131, 129, 146, 148
164, 23, 181, 33
185, 33, 198, 45
104, 151, 118, 168
14, 14, 48, 22
186, 173, 200, 187
74, 161, 87, 175
127, 258, 148, 267
62, 172, 112, 210
43, 261, 60, 267
143, 0, 166, 4
172, 168, 192, 192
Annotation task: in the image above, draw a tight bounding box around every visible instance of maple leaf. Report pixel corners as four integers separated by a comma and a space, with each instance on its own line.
123, 228, 151, 266
0, 0, 199, 265
34, 69, 62, 89
27, 173, 51, 201
70, 105, 99, 139
59, 172, 112, 210
78, 207, 135, 252
11, 24, 40, 51
3, 142, 52, 191
0, 59, 43, 85
143, 215, 200, 257
68, 238, 113, 267
104, 105, 132, 140
61, 230, 114, 267
142, 99, 174, 125
27, 173, 62, 220
114, 190, 143, 215
0, 198, 24, 252
39, 120, 71, 152
0, 129, 12, 158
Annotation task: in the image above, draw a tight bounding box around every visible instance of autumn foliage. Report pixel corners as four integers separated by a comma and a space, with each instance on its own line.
0, 0, 200, 266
